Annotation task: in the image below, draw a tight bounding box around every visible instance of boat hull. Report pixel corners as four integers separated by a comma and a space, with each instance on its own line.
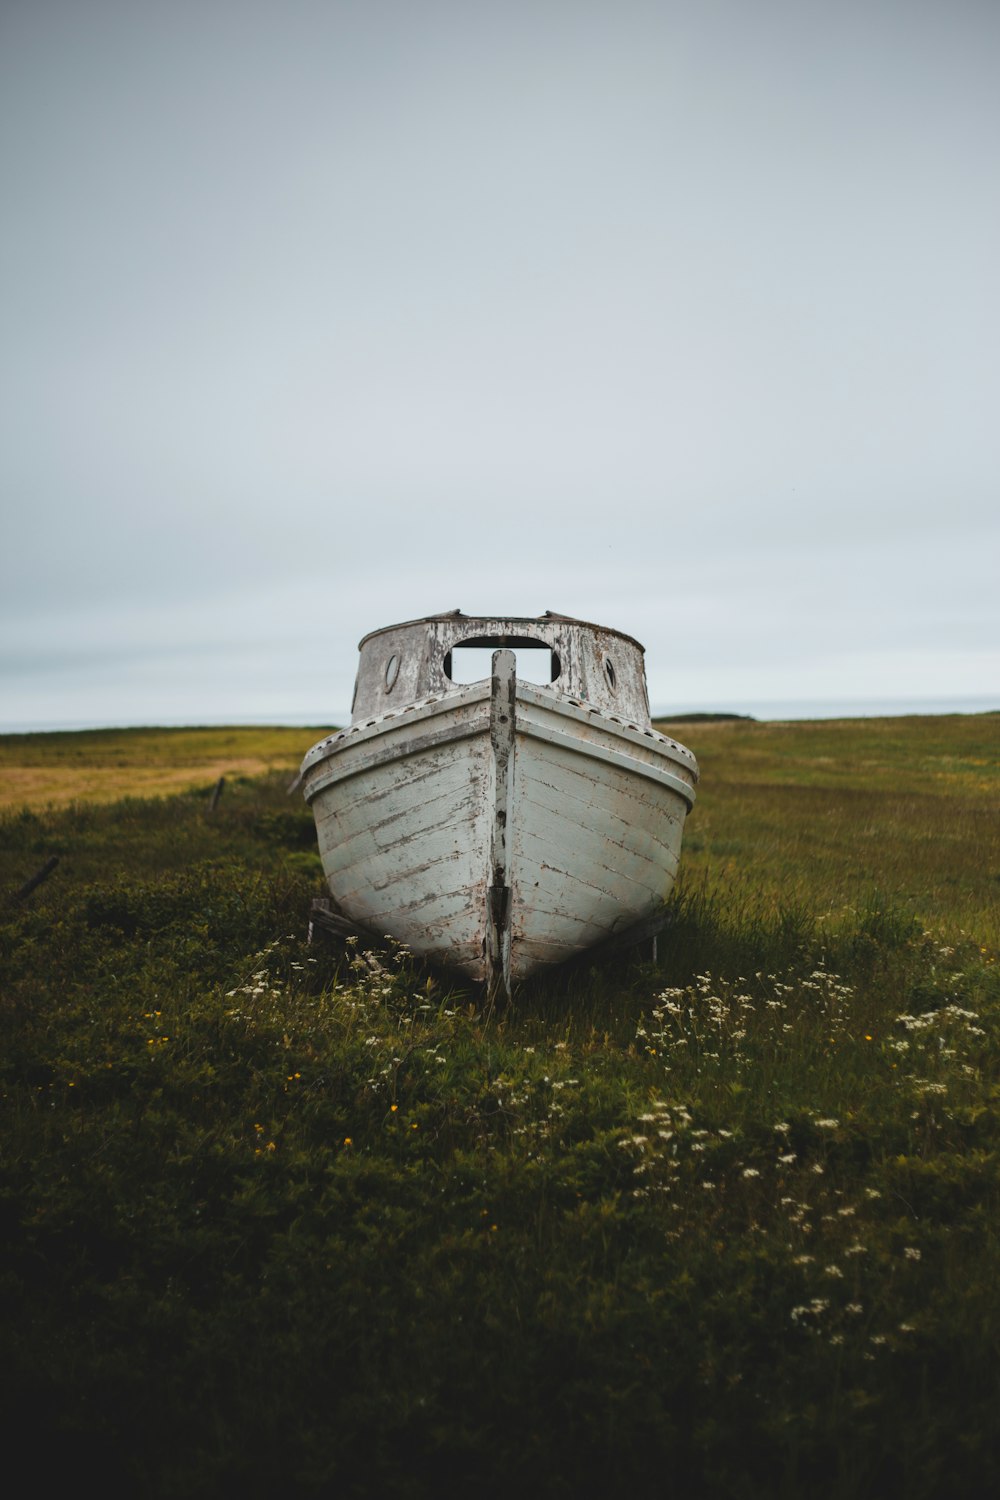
300, 661, 697, 988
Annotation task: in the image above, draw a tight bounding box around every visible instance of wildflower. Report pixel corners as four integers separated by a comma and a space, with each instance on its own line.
742, 1167, 761, 1179
846, 1303, 863, 1316
390, 1104, 398, 1112
815, 1118, 839, 1129
810, 1163, 825, 1175
778, 1153, 797, 1165
824, 1265, 844, 1278
790, 1298, 829, 1323
904, 1246, 921, 1261
343, 1137, 352, 1146
899, 1322, 916, 1333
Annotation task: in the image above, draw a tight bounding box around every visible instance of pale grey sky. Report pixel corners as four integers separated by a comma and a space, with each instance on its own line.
2, 0, 997, 726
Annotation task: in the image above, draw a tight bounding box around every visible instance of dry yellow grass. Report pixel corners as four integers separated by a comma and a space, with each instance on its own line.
2, 759, 288, 811
0, 726, 332, 812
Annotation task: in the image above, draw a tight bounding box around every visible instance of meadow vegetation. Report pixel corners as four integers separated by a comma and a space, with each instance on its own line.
1, 714, 998, 1496
0, 725, 327, 811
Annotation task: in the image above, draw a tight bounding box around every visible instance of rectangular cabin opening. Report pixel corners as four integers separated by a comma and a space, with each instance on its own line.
445, 645, 558, 685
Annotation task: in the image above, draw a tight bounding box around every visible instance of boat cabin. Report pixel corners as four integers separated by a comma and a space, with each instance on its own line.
350, 610, 653, 727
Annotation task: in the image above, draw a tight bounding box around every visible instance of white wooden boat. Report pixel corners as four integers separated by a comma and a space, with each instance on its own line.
299, 612, 698, 994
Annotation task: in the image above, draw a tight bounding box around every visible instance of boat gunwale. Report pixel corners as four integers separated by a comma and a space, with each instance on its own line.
299, 681, 492, 776
300, 681, 698, 775
300, 684, 698, 808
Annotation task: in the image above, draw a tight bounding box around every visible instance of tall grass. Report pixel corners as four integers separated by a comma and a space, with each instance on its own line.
1, 717, 998, 1497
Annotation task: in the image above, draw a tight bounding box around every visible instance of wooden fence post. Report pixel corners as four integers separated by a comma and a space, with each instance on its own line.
14, 855, 60, 903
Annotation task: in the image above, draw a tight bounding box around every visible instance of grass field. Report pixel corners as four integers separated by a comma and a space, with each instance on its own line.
0, 725, 329, 811
653, 713, 1000, 943
1, 714, 998, 1497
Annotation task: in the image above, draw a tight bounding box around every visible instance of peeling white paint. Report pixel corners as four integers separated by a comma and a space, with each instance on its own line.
300, 612, 698, 992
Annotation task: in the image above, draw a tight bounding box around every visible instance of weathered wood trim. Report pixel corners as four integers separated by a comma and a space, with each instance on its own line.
302, 711, 489, 801
517, 717, 697, 806
515, 683, 698, 782
300, 682, 491, 777
486, 649, 516, 998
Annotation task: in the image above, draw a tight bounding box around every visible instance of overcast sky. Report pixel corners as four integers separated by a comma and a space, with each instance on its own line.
2, 0, 997, 728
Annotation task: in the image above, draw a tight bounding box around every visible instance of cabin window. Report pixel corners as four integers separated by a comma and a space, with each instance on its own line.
384, 654, 400, 692
604, 656, 617, 692
445, 641, 560, 685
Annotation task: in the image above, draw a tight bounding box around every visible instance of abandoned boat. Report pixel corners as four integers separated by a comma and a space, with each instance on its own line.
299, 611, 698, 993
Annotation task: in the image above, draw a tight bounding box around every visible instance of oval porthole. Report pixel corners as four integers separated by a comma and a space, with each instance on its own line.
384, 654, 400, 692
604, 657, 617, 692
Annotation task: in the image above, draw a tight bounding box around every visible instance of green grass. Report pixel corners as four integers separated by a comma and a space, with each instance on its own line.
657, 712, 1000, 942
1, 715, 998, 1497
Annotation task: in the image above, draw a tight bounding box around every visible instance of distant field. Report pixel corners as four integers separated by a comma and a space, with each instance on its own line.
0, 725, 333, 811
655, 712, 1000, 942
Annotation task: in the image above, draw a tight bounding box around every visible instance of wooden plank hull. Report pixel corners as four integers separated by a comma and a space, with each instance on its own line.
301, 667, 697, 989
